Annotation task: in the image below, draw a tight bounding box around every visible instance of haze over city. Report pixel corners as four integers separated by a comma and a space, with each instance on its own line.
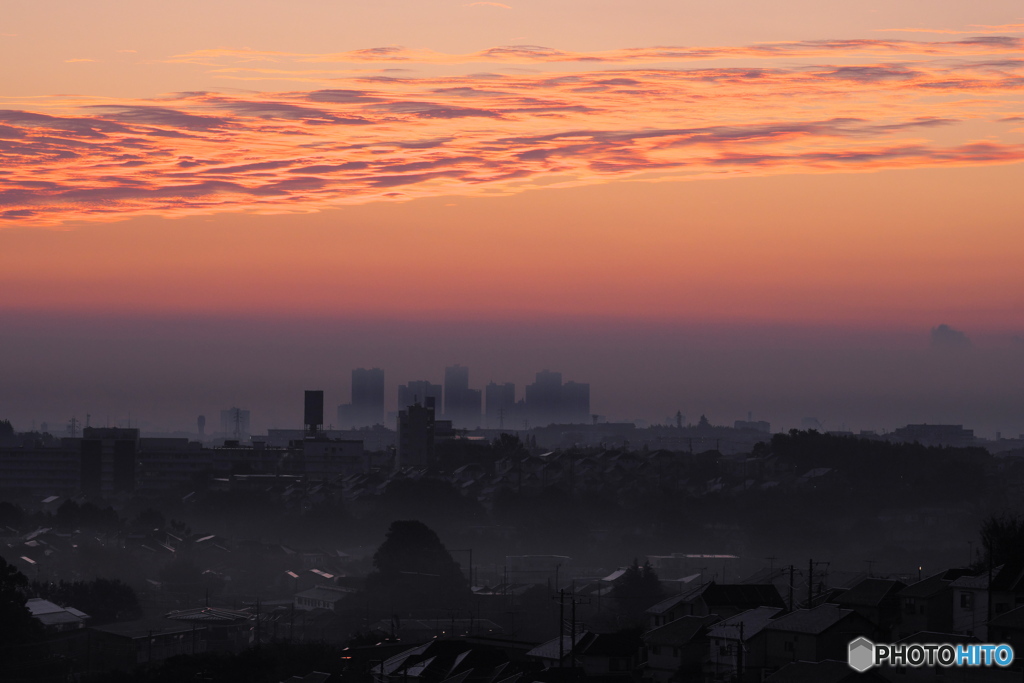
2, 1, 1024, 680
2, 0, 1023, 441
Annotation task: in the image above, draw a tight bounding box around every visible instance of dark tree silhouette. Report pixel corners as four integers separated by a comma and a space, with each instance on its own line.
0, 555, 43, 649
610, 558, 664, 625
31, 578, 142, 625
980, 513, 1024, 567
0, 419, 13, 437
364, 520, 469, 611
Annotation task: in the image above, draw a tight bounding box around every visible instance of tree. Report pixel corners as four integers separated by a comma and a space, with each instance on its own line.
0, 555, 43, 649
31, 578, 142, 625
0, 419, 13, 437
610, 558, 664, 625
980, 513, 1024, 567
364, 520, 469, 611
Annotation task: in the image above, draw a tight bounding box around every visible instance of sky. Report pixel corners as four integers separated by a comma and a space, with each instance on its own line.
1, 1, 1022, 436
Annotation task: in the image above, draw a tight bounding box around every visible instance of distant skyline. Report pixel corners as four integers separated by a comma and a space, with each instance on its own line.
1, 2, 1022, 439
2, 313, 1021, 439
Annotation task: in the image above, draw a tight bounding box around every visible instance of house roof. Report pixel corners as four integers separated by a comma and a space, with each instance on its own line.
987, 606, 1024, 631
526, 632, 589, 660
644, 614, 721, 646
165, 606, 252, 623
991, 561, 1024, 592
646, 592, 690, 615
832, 578, 906, 607
295, 586, 349, 602
900, 568, 977, 599
763, 604, 854, 635
950, 572, 993, 590
707, 606, 784, 641
92, 618, 200, 639
26, 598, 89, 627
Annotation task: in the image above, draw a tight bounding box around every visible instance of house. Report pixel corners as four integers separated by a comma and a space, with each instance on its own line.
761, 604, 875, 670
706, 606, 784, 682
646, 582, 785, 629
26, 597, 90, 633
527, 631, 641, 679
830, 577, 906, 640
375, 638, 522, 683
87, 618, 209, 673
989, 561, 1024, 618
949, 571, 991, 639
642, 614, 721, 682
896, 569, 975, 639
293, 585, 351, 611
164, 605, 253, 652
986, 606, 1024, 659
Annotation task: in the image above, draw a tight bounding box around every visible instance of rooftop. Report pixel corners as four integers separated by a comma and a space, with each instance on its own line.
763, 604, 854, 635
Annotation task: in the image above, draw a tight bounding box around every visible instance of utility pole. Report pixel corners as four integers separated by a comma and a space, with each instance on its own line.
737, 620, 744, 679
788, 565, 795, 611
808, 559, 813, 607
559, 589, 565, 668
552, 587, 590, 670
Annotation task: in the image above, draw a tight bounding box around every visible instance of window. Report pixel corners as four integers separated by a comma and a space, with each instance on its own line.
961, 593, 974, 609
784, 640, 795, 652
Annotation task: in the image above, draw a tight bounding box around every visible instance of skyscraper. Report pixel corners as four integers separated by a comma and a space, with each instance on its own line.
523, 371, 590, 425
351, 367, 385, 427
444, 364, 481, 430
398, 380, 443, 412
562, 381, 591, 424
524, 370, 562, 426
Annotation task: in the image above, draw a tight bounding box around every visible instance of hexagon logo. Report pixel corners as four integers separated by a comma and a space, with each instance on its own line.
848, 637, 875, 672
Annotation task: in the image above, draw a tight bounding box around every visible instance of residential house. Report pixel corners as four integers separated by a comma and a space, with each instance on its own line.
294, 585, 351, 611
642, 614, 721, 683
527, 631, 641, 679
646, 582, 785, 629
761, 604, 875, 671
26, 598, 90, 633
831, 577, 906, 640
896, 569, 976, 639
706, 606, 784, 682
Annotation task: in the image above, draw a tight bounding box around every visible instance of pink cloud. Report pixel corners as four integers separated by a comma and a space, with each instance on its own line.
2, 41, 1023, 226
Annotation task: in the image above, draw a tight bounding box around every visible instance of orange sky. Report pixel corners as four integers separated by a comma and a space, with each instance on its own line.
1, 2, 1023, 431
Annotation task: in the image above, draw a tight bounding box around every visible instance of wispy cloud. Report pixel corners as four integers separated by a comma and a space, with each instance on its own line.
170, 36, 1024, 68
465, 2, 512, 8
876, 23, 1024, 35
2, 38, 1023, 226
